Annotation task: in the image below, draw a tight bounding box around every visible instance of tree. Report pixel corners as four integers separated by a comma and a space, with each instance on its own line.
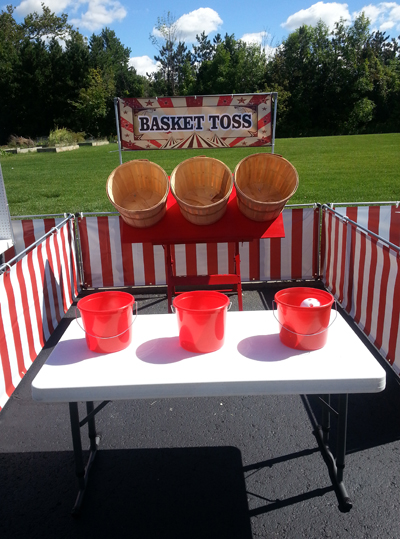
192, 31, 216, 64
72, 68, 116, 137
0, 5, 145, 142
0, 4, 74, 142
363, 30, 400, 133
263, 13, 400, 136
149, 12, 196, 95
193, 33, 267, 95
88, 28, 144, 134
59, 30, 91, 132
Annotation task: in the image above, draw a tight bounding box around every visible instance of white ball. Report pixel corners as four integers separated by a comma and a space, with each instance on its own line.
300, 298, 321, 308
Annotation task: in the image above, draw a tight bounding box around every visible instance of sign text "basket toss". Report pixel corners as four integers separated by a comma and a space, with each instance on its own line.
138, 113, 252, 132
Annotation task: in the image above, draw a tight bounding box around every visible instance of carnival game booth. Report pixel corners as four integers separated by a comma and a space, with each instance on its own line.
1, 194, 399, 514
0, 94, 399, 513
1, 201, 399, 411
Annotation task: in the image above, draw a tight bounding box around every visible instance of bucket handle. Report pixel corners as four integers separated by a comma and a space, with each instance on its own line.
272, 300, 337, 337
171, 301, 232, 314
75, 302, 138, 340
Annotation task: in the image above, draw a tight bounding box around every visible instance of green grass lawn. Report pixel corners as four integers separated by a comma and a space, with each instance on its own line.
1, 133, 399, 216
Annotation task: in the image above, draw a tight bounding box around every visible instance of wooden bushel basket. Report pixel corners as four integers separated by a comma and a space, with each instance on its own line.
234, 153, 299, 221
106, 159, 169, 228
170, 156, 233, 225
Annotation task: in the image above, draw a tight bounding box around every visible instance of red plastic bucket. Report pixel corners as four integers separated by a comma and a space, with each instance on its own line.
77, 291, 136, 354
172, 291, 230, 353
274, 288, 335, 350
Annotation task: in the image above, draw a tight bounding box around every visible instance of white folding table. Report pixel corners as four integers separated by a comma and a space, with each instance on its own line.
32, 310, 386, 515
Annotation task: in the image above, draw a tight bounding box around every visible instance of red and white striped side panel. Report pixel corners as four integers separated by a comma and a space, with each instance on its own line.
322, 209, 400, 376
77, 208, 318, 288
0, 219, 79, 409
334, 205, 400, 247
3, 217, 68, 263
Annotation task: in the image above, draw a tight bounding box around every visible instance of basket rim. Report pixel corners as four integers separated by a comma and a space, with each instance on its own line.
170, 156, 233, 210
106, 163, 170, 216
233, 153, 299, 207
108, 158, 169, 176
233, 152, 297, 171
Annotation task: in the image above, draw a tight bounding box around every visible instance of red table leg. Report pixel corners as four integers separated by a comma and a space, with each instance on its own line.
234, 242, 243, 311
164, 242, 244, 312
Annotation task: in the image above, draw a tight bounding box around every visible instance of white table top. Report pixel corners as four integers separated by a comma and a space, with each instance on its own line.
31, 310, 386, 403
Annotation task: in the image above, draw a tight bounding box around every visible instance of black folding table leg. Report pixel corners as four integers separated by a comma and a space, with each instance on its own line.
335, 394, 351, 508
69, 401, 100, 516
86, 401, 100, 453
321, 394, 331, 446
69, 402, 85, 492
315, 394, 353, 512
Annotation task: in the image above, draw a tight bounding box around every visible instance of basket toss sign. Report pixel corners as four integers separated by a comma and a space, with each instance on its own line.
116, 93, 276, 152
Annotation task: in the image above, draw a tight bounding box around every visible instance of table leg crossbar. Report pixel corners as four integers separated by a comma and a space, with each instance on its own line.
314, 394, 353, 512
69, 401, 110, 516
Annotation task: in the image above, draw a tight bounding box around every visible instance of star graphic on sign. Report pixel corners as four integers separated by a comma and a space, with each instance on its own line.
262, 107, 267, 111
145, 100, 154, 106
146, 144, 151, 148
237, 97, 246, 104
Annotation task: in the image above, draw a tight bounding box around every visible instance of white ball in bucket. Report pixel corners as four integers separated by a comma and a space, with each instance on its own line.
300, 297, 321, 308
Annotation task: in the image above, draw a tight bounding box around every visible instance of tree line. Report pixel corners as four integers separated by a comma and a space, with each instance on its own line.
1, 5, 399, 145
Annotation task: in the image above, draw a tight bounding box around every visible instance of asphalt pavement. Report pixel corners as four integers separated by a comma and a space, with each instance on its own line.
1, 282, 399, 539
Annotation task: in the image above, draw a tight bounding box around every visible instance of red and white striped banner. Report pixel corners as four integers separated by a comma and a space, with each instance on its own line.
0, 218, 79, 409
77, 207, 319, 288
322, 207, 400, 376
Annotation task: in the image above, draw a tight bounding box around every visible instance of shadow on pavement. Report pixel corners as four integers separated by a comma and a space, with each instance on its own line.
0, 446, 252, 539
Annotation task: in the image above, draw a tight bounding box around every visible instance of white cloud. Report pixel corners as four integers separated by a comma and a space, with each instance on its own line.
281, 2, 351, 31
15, 0, 127, 32
71, 0, 127, 32
241, 31, 268, 45
282, 2, 400, 36
240, 31, 277, 58
380, 20, 395, 29
354, 3, 400, 33
152, 8, 223, 44
356, 4, 382, 23
15, 0, 73, 16
129, 55, 160, 76
176, 8, 222, 41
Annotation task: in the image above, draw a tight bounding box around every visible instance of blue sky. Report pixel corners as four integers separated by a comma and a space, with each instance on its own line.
9, 1, 400, 75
